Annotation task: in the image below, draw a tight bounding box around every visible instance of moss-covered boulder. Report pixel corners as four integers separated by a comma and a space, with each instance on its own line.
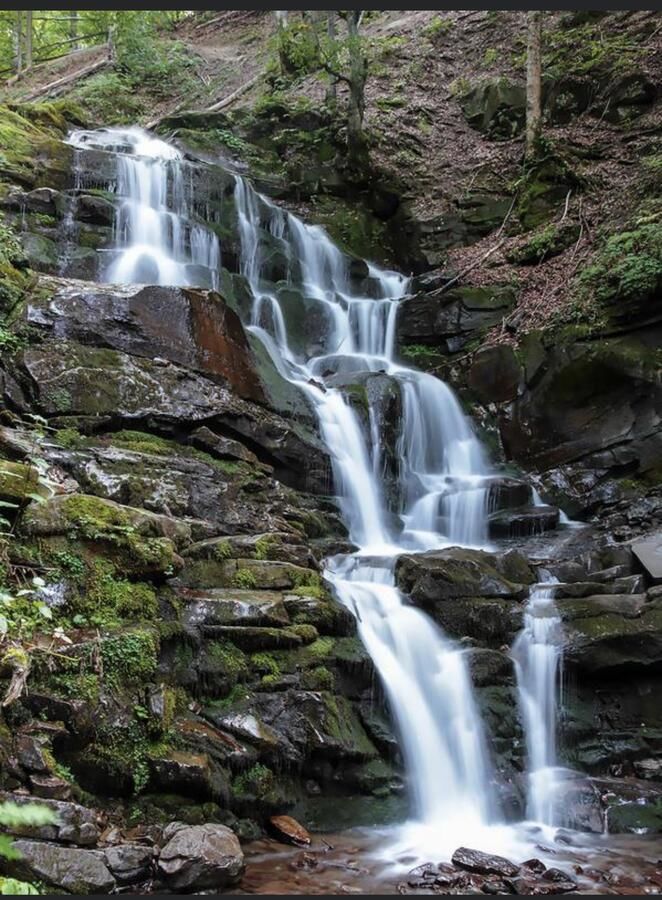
21, 493, 185, 577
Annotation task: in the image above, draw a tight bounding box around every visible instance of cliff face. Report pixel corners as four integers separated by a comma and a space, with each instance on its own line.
0, 9, 661, 892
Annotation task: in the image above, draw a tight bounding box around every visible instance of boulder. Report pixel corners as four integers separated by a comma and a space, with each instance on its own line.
268, 815, 311, 846
7, 841, 115, 894
451, 846, 519, 877
26, 279, 264, 403
396, 285, 515, 355
0, 793, 100, 846
459, 78, 526, 139
488, 504, 560, 538
561, 595, 662, 673
157, 822, 244, 892
104, 843, 154, 885
396, 547, 528, 603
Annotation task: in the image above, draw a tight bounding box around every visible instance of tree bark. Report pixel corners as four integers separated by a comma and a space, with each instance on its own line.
70, 11, 79, 50
25, 10, 33, 70
325, 12, 337, 106
525, 10, 543, 158
14, 11, 23, 74
346, 10, 368, 167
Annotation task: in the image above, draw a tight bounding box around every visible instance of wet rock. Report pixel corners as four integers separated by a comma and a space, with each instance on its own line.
210, 690, 377, 764
15, 734, 50, 773
466, 648, 514, 687
268, 814, 311, 846
488, 505, 559, 539
28, 774, 72, 801
0, 793, 101, 845
451, 846, 519, 877
157, 822, 244, 892
180, 589, 290, 631
396, 547, 528, 604
7, 840, 115, 894
14, 338, 329, 495
561, 594, 662, 673
25, 279, 264, 402
396, 285, 515, 355
103, 843, 154, 885
507, 874, 577, 894
634, 758, 662, 780
148, 750, 216, 798
189, 425, 259, 465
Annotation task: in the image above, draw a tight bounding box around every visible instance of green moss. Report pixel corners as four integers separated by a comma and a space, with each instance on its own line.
250, 653, 280, 677
100, 629, 159, 693
254, 536, 275, 561
57, 494, 176, 574
302, 665, 335, 691
205, 640, 249, 684
232, 763, 274, 800
77, 559, 158, 626
213, 540, 233, 561
232, 568, 257, 589
107, 430, 250, 478
288, 623, 319, 644
576, 216, 662, 312
55, 427, 86, 450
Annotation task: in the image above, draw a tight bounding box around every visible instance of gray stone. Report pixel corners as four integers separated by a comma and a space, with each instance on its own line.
633, 533, 662, 583
9, 841, 115, 894
104, 843, 154, 885
157, 823, 243, 892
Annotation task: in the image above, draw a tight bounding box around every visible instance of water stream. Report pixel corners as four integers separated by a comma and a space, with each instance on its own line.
65, 127, 564, 861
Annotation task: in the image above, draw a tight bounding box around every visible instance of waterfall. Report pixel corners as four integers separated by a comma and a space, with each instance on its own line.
63, 126, 563, 858
513, 573, 563, 825
67, 128, 221, 290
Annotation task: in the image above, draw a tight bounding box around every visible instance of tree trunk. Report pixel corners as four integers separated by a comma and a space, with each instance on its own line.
525, 10, 543, 158
70, 11, 79, 50
346, 10, 367, 167
14, 11, 23, 74
325, 12, 337, 106
25, 10, 33, 69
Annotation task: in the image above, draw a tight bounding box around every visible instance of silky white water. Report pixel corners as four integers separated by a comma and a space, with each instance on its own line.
513, 573, 563, 825
65, 127, 565, 862
67, 128, 221, 289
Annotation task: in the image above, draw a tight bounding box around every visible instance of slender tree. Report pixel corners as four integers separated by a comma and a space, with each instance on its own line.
345, 11, 368, 166
24, 10, 32, 69
525, 10, 543, 158
13, 10, 23, 74
69, 11, 79, 51
325, 12, 337, 106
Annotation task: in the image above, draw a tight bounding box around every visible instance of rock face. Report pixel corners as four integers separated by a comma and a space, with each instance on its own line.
157, 823, 244, 892
26, 279, 265, 402
396, 285, 516, 355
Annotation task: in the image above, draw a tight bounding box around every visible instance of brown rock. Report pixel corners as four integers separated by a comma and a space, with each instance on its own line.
452, 846, 519, 878
269, 815, 311, 847
28, 774, 72, 801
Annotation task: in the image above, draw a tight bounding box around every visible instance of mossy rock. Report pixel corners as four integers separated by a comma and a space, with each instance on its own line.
21, 494, 186, 578
459, 78, 526, 139
0, 460, 48, 505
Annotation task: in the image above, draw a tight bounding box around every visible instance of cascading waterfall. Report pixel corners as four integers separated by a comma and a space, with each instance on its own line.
64, 126, 565, 859
513, 573, 563, 825
67, 128, 221, 289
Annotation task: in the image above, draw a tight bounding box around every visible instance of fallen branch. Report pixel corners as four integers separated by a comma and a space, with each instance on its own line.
438, 239, 507, 295
145, 73, 261, 130
19, 52, 110, 102
206, 73, 261, 111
